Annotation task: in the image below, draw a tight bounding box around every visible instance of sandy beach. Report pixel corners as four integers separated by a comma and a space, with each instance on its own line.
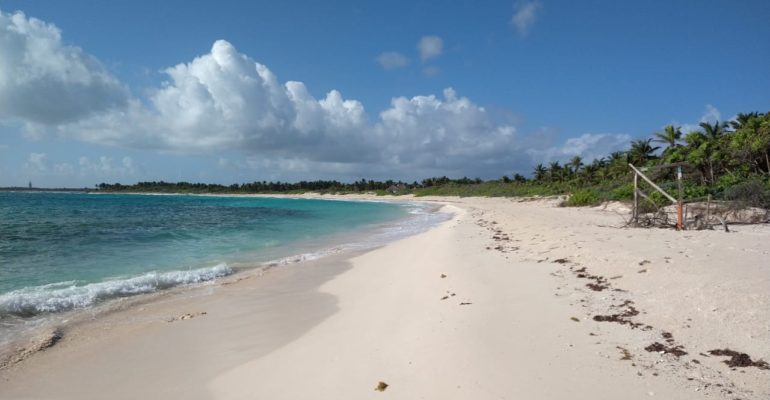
1, 195, 768, 399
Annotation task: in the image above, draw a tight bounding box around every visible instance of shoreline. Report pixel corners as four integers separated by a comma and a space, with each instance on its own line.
0, 195, 445, 364
1, 196, 767, 399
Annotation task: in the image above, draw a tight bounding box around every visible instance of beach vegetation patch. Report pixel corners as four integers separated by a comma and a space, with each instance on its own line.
565, 189, 602, 207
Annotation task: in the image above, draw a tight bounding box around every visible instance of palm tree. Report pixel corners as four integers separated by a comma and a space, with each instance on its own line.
548, 161, 563, 182
606, 151, 627, 179
627, 139, 660, 166
568, 156, 584, 177
582, 159, 604, 184
653, 125, 682, 154
698, 121, 729, 183
532, 164, 547, 181
699, 121, 727, 140
729, 112, 760, 130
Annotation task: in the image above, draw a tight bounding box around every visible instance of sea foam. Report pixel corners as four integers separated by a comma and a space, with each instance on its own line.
0, 263, 232, 317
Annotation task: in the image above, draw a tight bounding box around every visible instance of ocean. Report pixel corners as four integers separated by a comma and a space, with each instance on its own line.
0, 192, 444, 344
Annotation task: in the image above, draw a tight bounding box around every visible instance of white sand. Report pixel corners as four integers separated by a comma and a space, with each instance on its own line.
1, 196, 767, 399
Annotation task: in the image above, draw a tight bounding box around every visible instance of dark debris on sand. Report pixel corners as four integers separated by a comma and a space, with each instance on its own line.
570, 266, 611, 291
708, 349, 770, 370
592, 300, 648, 329
645, 342, 688, 357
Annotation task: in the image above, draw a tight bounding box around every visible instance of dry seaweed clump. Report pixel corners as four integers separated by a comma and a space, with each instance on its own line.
375, 381, 389, 392
592, 300, 646, 329
708, 349, 770, 369
644, 342, 688, 357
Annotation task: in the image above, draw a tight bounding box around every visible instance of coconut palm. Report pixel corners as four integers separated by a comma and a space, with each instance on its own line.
627, 139, 660, 166
568, 156, 584, 177
729, 112, 760, 130
699, 121, 727, 140
548, 161, 563, 182
653, 125, 682, 154
532, 163, 547, 181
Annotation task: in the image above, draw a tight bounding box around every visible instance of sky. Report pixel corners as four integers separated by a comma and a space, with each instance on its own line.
0, 0, 768, 187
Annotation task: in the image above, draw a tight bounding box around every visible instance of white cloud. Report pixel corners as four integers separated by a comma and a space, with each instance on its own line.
0, 10, 563, 180
422, 66, 440, 77
0, 10, 129, 124
217, 157, 231, 168
78, 155, 138, 177
24, 152, 48, 172
700, 104, 721, 123
59, 40, 369, 156
53, 162, 74, 175
527, 133, 632, 164
417, 35, 443, 61
372, 88, 519, 174
122, 156, 137, 175
678, 104, 722, 133
376, 51, 409, 70
511, 1, 542, 36
59, 41, 523, 178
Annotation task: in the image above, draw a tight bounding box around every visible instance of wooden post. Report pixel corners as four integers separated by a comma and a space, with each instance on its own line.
628, 164, 676, 203
676, 166, 683, 231
633, 173, 639, 226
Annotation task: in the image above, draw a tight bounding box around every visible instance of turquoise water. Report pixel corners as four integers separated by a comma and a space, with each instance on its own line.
0, 192, 432, 318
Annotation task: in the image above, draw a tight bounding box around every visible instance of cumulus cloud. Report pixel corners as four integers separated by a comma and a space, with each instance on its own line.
417, 35, 443, 61
24, 152, 48, 172
54, 40, 522, 173
371, 88, 519, 175
527, 133, 632, 164
1, 9, 568, 180
678, 104, 722, 133
700, 104, 721, 123
78, 155, 137, 176
53, 162, 74, 175
376, 51, 409, 70
0, 10, 129, 124
511, 1, 542, 36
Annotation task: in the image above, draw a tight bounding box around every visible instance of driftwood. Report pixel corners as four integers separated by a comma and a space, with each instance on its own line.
629, 201, 768, 230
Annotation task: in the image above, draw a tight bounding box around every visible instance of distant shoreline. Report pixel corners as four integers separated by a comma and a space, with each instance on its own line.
0, 187, 92, 192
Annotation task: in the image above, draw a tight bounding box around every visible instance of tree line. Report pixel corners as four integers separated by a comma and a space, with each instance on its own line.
97, 110, 769, 206
530, 111, 770, 187
96, 177, 488, 194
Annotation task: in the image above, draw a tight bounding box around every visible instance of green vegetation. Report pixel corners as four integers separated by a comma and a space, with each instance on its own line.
97, 111, 770, 208
565, 189, 601, 207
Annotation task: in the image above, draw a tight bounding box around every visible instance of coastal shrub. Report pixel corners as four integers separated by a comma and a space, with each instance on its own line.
683, 183, 709, 200
721, 179, 770, 208
565, 188, 601, 207
715, 173, 746, 193
610, 183, 634, 200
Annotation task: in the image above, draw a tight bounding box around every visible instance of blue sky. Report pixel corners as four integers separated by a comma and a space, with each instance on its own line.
1, 0, 768, 187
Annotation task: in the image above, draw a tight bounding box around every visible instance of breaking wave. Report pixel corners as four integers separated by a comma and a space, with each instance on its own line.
0, 263, 232, 317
